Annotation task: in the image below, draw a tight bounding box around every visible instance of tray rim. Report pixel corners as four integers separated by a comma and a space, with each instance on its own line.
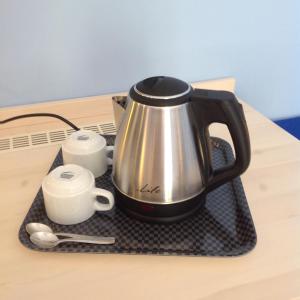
18, 136, 257, 257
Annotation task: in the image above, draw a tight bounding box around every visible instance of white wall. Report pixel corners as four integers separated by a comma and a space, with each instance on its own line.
0, 0, 299, 119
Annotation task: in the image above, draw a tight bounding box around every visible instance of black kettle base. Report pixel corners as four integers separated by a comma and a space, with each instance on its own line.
114, 188, 207, 223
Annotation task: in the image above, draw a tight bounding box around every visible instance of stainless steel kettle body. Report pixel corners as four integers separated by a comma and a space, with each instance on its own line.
112, 76, 251, 223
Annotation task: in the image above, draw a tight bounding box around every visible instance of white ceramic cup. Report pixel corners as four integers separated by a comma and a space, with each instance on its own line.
62, 130, 113, 178
42, 164, 114, 225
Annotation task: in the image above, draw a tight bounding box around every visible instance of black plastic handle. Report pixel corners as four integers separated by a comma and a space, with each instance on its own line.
190, 89, 251, 192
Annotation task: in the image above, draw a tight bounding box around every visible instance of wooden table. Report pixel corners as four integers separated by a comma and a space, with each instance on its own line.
1, 78, 300, 300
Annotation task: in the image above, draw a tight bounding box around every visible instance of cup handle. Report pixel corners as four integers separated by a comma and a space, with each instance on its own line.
106, 145, 114, 165
92, 188, 115, 211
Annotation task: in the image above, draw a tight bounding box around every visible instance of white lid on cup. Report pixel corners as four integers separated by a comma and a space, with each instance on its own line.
42, 164, 93, 196
62, 130, 106, 155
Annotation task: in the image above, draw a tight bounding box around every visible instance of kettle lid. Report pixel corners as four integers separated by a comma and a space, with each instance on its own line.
130, 76, 192, 106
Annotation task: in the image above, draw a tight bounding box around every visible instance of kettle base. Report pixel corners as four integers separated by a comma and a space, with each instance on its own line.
114, 188, 206, 223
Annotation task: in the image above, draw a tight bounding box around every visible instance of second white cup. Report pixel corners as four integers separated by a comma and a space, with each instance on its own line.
62, 130, 113, 178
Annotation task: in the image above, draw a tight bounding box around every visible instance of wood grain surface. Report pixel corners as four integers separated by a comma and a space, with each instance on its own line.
0, 78, 299, 300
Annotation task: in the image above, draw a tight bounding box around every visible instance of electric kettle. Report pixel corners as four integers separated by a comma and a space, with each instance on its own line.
112, 76, 250, 222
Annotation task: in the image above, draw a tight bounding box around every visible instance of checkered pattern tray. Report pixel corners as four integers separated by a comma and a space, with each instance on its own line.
19, 136, 256, 256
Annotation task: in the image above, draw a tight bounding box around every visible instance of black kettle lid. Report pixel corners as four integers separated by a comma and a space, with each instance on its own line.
129, 76, 192, 106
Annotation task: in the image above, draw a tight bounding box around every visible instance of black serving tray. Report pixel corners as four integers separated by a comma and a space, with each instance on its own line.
19, 136, 256, 256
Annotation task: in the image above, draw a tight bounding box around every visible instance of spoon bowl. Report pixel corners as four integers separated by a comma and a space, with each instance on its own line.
26, 223, 53, 235
30, 232, 60, 249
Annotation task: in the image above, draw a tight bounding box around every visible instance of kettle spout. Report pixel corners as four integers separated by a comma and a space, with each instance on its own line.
112, 96, 127, 130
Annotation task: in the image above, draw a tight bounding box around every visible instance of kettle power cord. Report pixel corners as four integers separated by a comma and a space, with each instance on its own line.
0, 113, 80, 131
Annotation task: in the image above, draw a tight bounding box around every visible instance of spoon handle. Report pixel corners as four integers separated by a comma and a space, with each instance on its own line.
55, 232, 111, 241
57, 236, 115, 245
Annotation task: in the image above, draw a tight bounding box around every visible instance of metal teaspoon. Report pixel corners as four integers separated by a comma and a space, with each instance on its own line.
30, 231, 115, 249
26, 222, 114, 241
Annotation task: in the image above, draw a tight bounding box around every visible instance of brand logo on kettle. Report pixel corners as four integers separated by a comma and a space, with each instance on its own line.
137, 184, 160, 194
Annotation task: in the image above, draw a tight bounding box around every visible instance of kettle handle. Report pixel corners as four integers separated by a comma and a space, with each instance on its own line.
190, 89, 251, 192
